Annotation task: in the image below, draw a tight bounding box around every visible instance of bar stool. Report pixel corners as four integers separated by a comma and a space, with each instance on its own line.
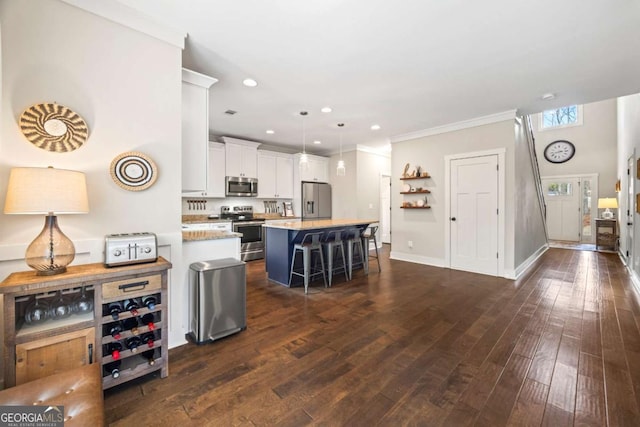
322, 229, 348, 287
344, 227, 367, 280
289, 231, 327, 294
361, 225, 381, 272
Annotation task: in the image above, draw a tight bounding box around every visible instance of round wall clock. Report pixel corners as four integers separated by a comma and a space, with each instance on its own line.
543, 140, 575, 164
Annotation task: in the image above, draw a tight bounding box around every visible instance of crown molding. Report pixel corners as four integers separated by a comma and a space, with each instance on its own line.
390, 110, 518, 143
60, 0, 186, 49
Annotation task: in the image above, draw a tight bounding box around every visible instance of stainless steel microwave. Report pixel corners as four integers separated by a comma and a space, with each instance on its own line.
225, 176, 258, 197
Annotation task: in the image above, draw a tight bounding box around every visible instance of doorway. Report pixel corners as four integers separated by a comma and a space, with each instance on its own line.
445, 150, 505, 277
541, 174, 598, 243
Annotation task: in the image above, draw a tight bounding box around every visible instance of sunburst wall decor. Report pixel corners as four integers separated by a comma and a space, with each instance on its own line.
19, 103, 88, 153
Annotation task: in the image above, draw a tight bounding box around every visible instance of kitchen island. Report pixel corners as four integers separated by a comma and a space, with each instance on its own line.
263, 219, 376, 287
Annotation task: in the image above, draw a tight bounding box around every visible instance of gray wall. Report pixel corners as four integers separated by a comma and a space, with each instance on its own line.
514, 118, 548, 269
617, 94, 640, 277
534, 99, 618, 200
390, 119, 517, 274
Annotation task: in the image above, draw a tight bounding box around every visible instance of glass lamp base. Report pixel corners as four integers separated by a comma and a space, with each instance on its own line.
602, 209, 614, 219
25, 215, 75, 276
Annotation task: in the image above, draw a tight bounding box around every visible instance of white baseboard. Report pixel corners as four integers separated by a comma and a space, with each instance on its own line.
390, 251, 446, 267
509, 244, 549, 280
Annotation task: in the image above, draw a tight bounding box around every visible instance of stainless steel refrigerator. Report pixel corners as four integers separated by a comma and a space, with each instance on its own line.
301, 181, 332, 220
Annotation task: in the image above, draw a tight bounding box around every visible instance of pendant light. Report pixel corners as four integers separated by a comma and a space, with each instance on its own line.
299, 111, 309, 171
336, 123, 346, 176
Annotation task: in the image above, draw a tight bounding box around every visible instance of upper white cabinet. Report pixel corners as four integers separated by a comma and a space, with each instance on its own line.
207, 142, 226, 197
257, 151, 293, 199
294, 153, 329, 183
181, 68, 218, 193
222, 137, 260, 178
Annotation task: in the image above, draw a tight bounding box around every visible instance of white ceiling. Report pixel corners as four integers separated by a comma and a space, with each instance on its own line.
117, 0, 640, 155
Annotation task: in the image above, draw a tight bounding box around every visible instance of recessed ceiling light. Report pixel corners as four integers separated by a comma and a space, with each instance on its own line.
243, 78, 258, 87
371, 124, 381, 130
321, 107, 332, 113
313, 140, 321, 145
541, 93, 555, 101
266, 130, 275, 134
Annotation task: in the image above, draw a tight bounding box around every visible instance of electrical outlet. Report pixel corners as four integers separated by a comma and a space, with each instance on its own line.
408, 240, 413, 248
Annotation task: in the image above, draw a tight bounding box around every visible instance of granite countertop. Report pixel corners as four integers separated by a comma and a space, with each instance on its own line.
182, 230, 242, 242
262, 219, 377, 231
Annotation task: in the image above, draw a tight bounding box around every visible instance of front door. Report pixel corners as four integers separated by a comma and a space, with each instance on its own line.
542, 177, 581, 242
450, 155, 499, 276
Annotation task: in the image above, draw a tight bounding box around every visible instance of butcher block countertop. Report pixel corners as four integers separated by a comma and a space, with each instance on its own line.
262, 219, 376, 231
182, 230, 241, 242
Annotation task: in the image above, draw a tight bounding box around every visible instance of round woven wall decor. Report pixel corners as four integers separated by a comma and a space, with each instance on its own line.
19, 103, 88, 152
110, 151, 158, 191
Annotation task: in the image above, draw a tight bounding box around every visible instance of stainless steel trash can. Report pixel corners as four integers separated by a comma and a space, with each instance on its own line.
188, 258, 246, 344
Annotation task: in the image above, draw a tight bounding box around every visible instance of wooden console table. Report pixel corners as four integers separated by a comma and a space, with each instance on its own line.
595, 218, 617, 251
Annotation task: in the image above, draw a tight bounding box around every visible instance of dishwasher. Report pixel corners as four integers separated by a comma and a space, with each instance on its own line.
188, 258, 246, 344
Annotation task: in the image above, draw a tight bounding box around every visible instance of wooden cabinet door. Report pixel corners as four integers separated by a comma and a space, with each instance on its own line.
16, 327, 96, 385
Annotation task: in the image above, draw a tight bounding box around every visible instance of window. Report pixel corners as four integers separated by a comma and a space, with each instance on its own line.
539, 105, 583, 130
547, 182, 573, 196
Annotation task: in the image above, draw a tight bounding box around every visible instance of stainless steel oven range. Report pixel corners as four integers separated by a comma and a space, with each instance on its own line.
220, 206, 265, 261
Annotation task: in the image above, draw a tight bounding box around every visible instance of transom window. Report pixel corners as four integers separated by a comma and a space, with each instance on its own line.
539, 105, 583, 130
547, 182, 573, 196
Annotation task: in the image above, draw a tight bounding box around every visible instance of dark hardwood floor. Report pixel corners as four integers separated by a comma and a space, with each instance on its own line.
104, 246, 640, 426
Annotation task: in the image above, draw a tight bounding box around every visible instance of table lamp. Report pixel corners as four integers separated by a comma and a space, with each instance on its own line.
598, 197, 618, 220
4, 166, 89, 275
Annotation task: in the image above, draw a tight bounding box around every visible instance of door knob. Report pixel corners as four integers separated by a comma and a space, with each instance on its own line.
450, 217, 456, 221
628, 222, 633, 226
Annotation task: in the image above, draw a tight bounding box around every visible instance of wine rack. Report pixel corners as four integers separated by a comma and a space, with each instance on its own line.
0, 258, 171, 389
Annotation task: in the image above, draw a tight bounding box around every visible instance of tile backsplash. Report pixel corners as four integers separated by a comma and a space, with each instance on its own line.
181, 197, 292, 216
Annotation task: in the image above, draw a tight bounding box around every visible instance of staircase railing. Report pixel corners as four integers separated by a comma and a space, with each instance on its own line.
524, 115, 549, 239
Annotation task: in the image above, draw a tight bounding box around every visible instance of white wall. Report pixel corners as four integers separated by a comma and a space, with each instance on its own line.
329, 150, 357, 219
356, 150, 391, 220
617, 94, 640, 282
390, 119, 516, 274
534, 99, 618, 202
0, 1, 186, 349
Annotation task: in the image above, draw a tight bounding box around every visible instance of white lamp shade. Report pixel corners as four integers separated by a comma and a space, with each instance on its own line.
4, 167, 89, 214
597, 197, 618, 210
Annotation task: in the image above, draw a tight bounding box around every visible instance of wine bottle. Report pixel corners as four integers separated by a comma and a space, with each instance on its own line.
123, 316, 139, 335
141, 313, 155, 331
141, 295, 157, 310
104, 360, 121, 379
141, 331, 155, 348
141, 349, 156, 366
104, 321, 123, 340
124, 299, 140, 316
107, 301, 123, 320
125, 336, 142, 353
108, 341, 123, 360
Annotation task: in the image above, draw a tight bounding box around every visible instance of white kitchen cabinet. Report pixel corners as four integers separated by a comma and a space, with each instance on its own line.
294, 153, 329, 183
257, 151, 293, 198
181, 68, 218, 193
222, 137, 260, 178
207, 142, 226, 197
182, 142, 225, 198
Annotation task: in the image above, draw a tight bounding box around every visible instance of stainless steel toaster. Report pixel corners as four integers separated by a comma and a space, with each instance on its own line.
104, 232, 158, 267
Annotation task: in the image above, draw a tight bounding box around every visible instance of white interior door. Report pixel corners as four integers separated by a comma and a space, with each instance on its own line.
627, 155, 634, 260
450, 155, 498, 276
380, 175, 391, 244
542, 177, 581, 242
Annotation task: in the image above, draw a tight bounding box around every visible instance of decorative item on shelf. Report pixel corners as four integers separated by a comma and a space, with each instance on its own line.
403, 163, 410, 178
4, 166, 89, 276
110, 151, 158, 191
19, 102, 88, 153
336, 123, 346, 176
299, 111, 309, 171
410, 169, 416, 177
598, 197, 618, 219
421, 171, 430, 177
402, 183, 411, 192
410, 187, 416, 192
417, 199, 425, 207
